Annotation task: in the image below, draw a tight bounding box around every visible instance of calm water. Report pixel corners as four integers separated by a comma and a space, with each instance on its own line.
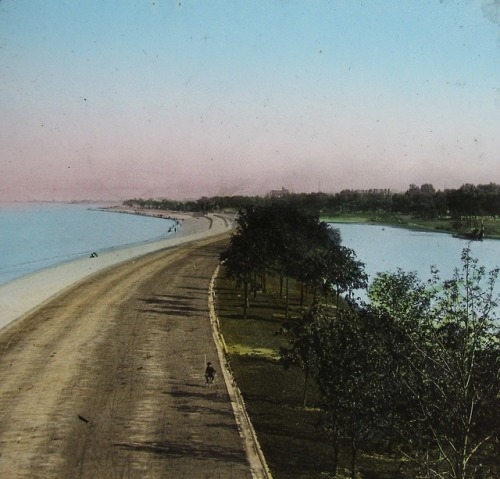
0, 203, 176, 286
330, 223, 500, 302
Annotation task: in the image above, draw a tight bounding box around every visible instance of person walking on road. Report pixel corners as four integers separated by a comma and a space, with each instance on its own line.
205, 362, 216, 384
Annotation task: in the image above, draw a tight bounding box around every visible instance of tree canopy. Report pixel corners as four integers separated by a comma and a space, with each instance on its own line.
219, 204, 366, 318
283, 247, 500, 478
124, 182, 500, 220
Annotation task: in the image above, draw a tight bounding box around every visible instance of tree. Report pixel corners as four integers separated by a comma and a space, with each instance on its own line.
290, 304, 392, 478
220, 204, 337, 318
279, 305, 318, 408
323, 245, 367, 306
220, 231, 261, 318
295, 233, 341, 305
368, 248, 500, 478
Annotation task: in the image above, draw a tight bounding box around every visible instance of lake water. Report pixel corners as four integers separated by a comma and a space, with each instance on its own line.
0, 203, 176, 286
329, 223, 500, 302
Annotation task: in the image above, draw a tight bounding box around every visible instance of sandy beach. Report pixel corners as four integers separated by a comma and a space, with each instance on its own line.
0, 209, 233, 331
0, 209, 271, 478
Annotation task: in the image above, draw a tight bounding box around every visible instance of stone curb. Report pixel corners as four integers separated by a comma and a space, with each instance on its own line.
208, 264, 274, 479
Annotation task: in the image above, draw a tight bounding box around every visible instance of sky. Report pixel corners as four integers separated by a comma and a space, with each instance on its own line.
1, 0, 500, 201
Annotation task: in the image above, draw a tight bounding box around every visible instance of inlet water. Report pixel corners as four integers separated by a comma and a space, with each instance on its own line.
329, 223, 500, 303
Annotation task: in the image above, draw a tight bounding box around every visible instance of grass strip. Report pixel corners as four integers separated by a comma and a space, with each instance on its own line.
215, 271, 411, 479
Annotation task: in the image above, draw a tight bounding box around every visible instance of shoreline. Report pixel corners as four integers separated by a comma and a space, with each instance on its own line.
326, 218, 454, 237
0, 209, 234, 332
93, 204, 187, 225
324, 216, 500, 241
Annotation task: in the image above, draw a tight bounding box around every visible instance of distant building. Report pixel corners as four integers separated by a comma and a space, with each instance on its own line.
268, 187, 290, 198
340, 188, 392, 196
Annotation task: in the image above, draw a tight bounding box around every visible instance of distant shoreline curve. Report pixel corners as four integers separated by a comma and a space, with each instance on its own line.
0, 209, 234, 332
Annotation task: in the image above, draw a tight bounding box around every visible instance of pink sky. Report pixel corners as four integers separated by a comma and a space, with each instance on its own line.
1, 1, 500, 201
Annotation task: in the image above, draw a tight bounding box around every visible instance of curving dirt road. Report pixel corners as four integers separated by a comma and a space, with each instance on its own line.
0, 235, 253, 478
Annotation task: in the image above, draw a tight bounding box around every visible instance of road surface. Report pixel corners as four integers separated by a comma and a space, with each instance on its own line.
0, 235, 254, 478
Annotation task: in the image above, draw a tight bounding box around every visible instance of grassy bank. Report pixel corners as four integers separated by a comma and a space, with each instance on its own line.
321, 213, 500, 239
215, 272, 411, 479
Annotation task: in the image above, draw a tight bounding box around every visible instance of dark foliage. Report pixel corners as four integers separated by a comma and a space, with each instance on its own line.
124, 182, 500, 220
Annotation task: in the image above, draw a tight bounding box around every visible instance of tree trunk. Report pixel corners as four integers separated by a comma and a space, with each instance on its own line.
350, 437, 358, 479
303, 365, 309, 408
329, 416, 340, 478
243, 281, 249, 319
285, 276, 290, 318
332, 442, 340, 478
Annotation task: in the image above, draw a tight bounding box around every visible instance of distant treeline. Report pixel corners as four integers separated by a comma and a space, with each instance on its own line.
124, 182, 500, 218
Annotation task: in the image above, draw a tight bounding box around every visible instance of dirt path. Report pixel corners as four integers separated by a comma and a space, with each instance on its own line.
0, 235, 253, 478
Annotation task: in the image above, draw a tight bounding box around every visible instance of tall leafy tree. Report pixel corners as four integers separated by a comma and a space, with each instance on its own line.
221, 203, 338, 317
369, 248, 500, 479
289, 304, 392, 478
220, 231, 260, 318
323, 245, 367, 306
220, 206, 273, 317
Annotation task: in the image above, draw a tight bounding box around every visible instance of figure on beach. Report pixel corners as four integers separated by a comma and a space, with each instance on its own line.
89, 252, 98, 258
205, 362, 216, 384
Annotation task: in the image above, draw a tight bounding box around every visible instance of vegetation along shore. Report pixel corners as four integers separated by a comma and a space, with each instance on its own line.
214, 203, 500, 478
125, 182, 500, 240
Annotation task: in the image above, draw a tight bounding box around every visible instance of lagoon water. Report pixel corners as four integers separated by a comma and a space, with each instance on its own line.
330, 223, 500, 302
0, 203, 176, 286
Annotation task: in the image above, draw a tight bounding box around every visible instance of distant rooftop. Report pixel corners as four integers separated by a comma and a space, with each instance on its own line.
268, 187, 290, 198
